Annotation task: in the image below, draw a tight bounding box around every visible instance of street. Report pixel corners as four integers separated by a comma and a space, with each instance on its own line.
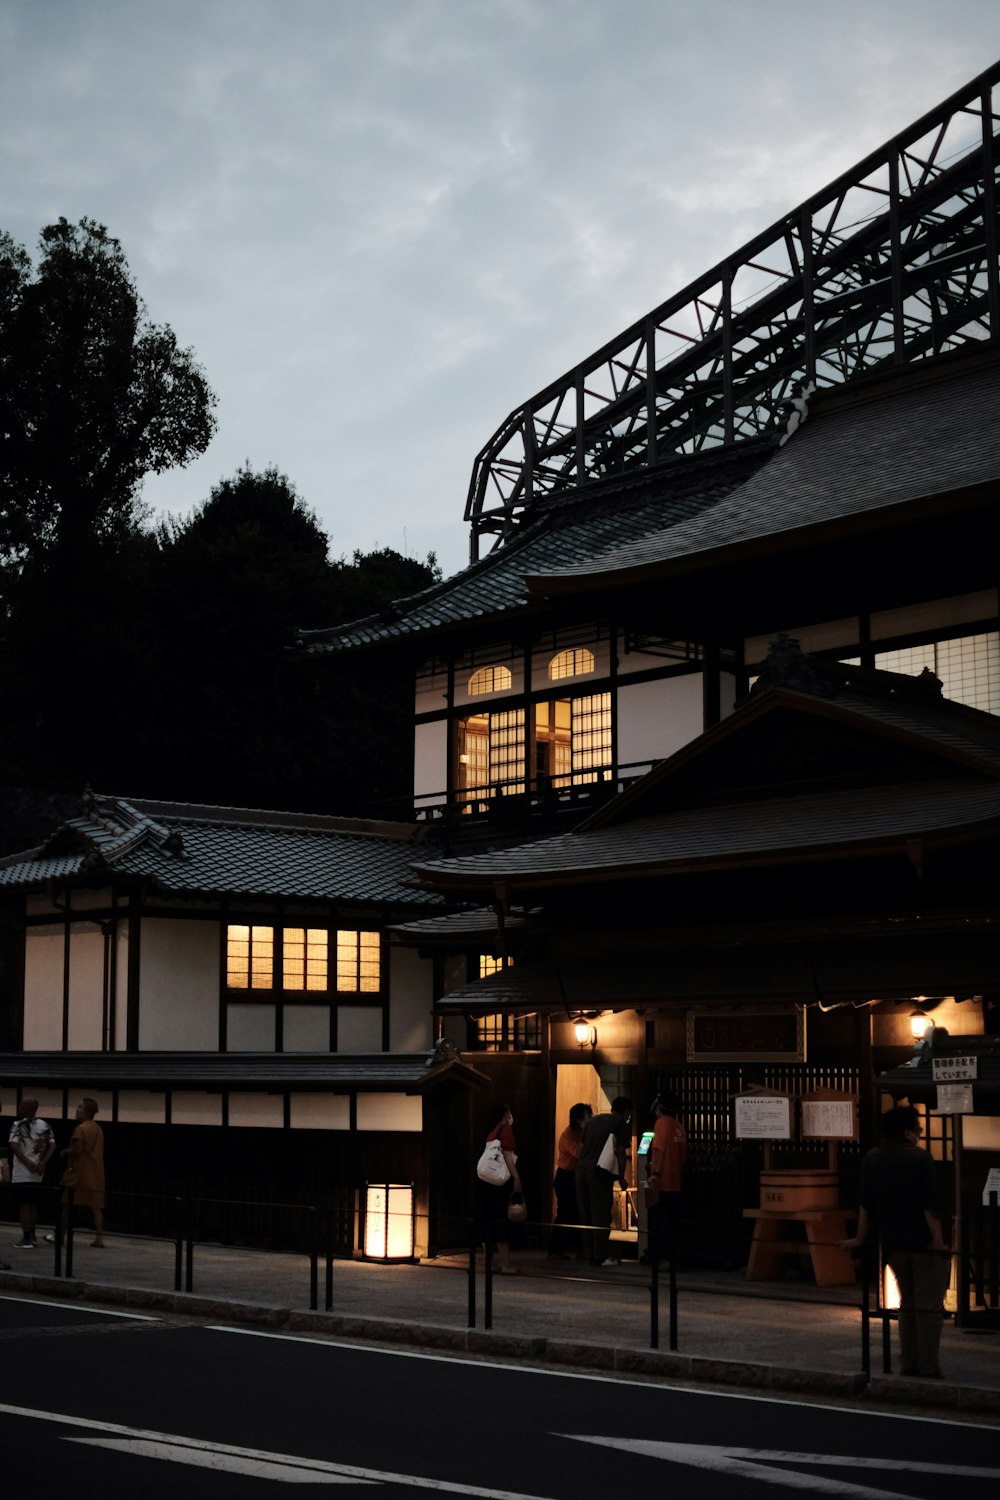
1, 1292, 997, 1496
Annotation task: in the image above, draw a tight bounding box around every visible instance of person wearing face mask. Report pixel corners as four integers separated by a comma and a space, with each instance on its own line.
481, 1101, 523, 1274
840, 1104, 950, 1378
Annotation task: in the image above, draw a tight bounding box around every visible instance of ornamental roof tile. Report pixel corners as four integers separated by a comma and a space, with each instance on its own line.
0, 1051, 487, 1092
0, 795, 443, 910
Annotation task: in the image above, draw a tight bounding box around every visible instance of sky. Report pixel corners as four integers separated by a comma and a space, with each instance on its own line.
3, 1, 1000, 579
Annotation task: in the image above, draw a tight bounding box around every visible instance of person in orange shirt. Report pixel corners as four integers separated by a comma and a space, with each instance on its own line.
550, 1102, 592, 1257
645, 1092, 686, 1263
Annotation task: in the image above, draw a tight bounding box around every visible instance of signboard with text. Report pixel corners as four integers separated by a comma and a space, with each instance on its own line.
734, 1094, 792, 1140
801, 1097, 858, 1140
687, 1009, 805, 1063
935, 1083, 973, 1114
931, 1055, 978, 1083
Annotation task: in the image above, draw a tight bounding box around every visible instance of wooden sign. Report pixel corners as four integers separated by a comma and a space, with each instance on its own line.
687, 1009, 805, 1063
800, 1091, 858, 1141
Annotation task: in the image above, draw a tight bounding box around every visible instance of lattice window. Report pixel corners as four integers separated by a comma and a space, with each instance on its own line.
479, 954, 513, 978
458, 713, 490, 793
549, 647, 595, 680
489, 709, 526, 794
336, 930, 381, 993
571, 692, 612, 783
469, 664, 512, 695
475, 1011, 540, 1052
875, 632, 1000, 713
226, 925, 273, 990
283, 928, 328, 992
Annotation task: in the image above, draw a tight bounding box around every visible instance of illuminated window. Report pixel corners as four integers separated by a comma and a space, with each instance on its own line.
469, 664, 512, 695
283, 928, 328, 991
549, 647, 595, 680
534, 692, 612, 788
227, 925, 273, 989
457, 708, 526, 804
875, 632, 1000, 714
475, 1012, 541, 1051
337, 930, 381, 992
479, 954, 513, 978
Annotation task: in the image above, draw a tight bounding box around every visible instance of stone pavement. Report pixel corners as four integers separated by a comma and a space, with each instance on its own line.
2, 1232, 998, 1421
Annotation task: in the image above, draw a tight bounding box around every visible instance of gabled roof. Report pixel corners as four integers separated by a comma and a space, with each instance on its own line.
411, 649, 1000, 893
0, 1050, 489, 1093
0, 794, 444, 910
295, 446, 767, 656
526, 353, 1000, 596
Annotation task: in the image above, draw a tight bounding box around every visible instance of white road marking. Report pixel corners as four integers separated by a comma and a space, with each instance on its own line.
205, 1324, 996, 1433
559, 1434, 1000, 1499
0, 1402, 554, 1498
68, 1437, 364, 1483
0, 1294, 159, 1320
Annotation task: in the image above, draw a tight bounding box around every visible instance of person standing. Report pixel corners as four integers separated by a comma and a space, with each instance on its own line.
61, 1097, 106, 1247
840, 1104, 950, 1378
550, 1102, 592, 1257
481, 1102, 522, 1274
576, 1097, 631, 1267
645, 1091, 686, 1264
8, 1098, 55, 1249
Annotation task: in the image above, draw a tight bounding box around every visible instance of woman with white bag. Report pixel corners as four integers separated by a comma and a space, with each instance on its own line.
478, 1101, 523, 1274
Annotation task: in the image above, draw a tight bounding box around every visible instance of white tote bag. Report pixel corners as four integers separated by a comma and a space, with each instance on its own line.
477, 1137, 511, 1186
597, 1130, 619, 1174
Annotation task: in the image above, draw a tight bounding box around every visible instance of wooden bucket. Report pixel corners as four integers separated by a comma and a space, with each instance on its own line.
759, 1168, 838, 1213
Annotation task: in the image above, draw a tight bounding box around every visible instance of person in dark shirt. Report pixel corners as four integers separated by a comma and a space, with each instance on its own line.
841, 1104, 950, 1378
576, 1097, 631, 1267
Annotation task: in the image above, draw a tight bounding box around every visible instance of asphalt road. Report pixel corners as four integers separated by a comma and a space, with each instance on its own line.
2, 1293, 998, 1497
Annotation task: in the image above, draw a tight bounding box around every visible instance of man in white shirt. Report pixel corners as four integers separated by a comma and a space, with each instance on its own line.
8, 1098, 56, 1249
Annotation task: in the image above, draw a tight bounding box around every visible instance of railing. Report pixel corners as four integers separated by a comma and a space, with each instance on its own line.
413, 763, 652, 823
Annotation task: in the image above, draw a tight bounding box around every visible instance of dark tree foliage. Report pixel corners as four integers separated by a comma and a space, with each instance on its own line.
0, 217, 216, 572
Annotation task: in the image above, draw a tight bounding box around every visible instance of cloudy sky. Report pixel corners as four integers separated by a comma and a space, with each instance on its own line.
3, 1, 1000, 577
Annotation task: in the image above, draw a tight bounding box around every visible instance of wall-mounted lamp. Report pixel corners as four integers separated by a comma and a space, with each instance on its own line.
909, 1005, 930, 1040
574, 1019, 597, 1049
362, 1183, 415, 1261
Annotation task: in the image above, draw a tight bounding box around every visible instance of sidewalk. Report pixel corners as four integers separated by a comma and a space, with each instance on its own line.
2, 1234, 998, 1420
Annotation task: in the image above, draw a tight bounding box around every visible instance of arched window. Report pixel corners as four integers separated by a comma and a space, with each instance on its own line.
548, 647, 595, 681
469, 664, 512, 695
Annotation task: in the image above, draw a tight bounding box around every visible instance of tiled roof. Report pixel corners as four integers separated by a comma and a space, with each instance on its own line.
0, 1051, 487, 1092
295, 447, 768, 655
389, 907, 525, 942
0, 795, 443, 910
413, 780, 1000, 890
526, 356, 1000, 592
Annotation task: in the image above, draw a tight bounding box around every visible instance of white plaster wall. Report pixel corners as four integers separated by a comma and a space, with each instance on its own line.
21, 1091, 65, 1120
138, 918, 220, 1051
617, 646, 682, 678
171, 1092, 223, 1126
338, 1006, 383, 1051
228, 1093, 284, 1128
414, 720, 448, 806
67, 928, 104, 1050
290, 1094, 350, 1130
871, 589, 999, 641
388, 947, 433, 1052
114, 925, 130, 1051
283, 1005, 331, 1052
22, 928, 65, 1050
356, 1093, 422, 1131
745, 617, 859, 664
117, 1091, 167, 1124
227, 1004, 276, 1051
720, 670, 738, 720
616, 672, 704, 769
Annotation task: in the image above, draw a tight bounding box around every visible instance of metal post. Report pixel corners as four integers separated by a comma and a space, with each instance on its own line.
308, 1207, 318, 1312
185, 1196, 194, 1293
65, 1192, 75, 1280
52, 1195, 63, 1279
468, 1220, 476, 1330
668, 1247, 678, 1353
879, 1253, 892, 1374
174, 1196, 183, 1292
860, 1258, 871, 1379
990, 1190, 999, 1307
325, 1210, 334, 1313
484, 1236, 493, 1331
649, 1221, 659, 1350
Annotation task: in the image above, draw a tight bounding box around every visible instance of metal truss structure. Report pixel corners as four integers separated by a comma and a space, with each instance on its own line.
466, 64, 1000, 559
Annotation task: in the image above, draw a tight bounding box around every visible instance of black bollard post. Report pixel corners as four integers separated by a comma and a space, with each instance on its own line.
174, 1196, 184, 1292
468, 1219, 476, 1330
649, 1221, 659, 1350
65, 1192, 75, 1280
308, 1206, 318, 1312
484, 1236, 493, 1331
860, 1256, 870, 1379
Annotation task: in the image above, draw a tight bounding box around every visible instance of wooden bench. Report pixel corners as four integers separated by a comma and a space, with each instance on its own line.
743, 1207, 856, 1287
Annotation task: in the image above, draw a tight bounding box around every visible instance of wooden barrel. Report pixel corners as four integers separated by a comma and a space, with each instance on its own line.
759, 1169, 838, 1213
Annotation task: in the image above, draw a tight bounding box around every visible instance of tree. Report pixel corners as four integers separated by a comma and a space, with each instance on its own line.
0, 217, 216, 573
